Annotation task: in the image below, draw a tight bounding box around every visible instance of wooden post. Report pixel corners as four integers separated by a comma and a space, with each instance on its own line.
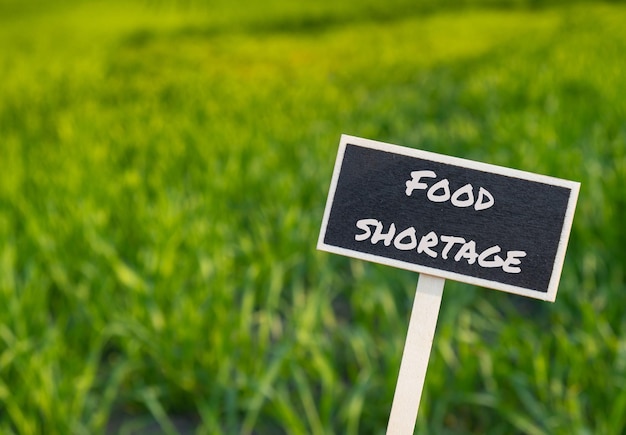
386, 274, 445, 435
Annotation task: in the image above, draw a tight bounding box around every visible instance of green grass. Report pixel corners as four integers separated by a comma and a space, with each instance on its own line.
1, 0, 625, 433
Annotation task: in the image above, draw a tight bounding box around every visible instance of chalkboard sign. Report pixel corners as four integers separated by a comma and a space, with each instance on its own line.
318, 135, 580, 301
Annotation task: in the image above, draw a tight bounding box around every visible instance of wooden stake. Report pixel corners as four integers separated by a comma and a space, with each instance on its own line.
386, 274, 445, 434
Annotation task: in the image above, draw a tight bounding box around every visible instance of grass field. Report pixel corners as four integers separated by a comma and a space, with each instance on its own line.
1, 0, 626, 433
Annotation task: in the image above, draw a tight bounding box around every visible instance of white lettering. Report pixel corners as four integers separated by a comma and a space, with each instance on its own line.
475, 187, 495, 211
477, 245, 504, 268
355, 218, 379, 241
371, 222, 396, 246
393, 227, 418, 250
354, 219, 524, 274
406, 170, 494, 212
417, 231, 438, 258
502, 250, 527, 273
454, 240, 479, 264
405, 170, 436, 196
440, 235, 465, 259
450, 183, 475, 208
427, 179, 451, 202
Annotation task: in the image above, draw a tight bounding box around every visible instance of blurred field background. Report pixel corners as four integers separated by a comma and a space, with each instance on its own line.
1, 0, 625, 433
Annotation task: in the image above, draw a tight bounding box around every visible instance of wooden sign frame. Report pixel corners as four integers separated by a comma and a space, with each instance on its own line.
318, 135, 580, 302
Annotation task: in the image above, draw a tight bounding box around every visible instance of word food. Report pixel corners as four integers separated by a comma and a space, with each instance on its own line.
405, 170, 495, 211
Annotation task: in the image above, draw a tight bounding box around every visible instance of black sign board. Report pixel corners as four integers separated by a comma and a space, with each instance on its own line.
318, 135, 580, 301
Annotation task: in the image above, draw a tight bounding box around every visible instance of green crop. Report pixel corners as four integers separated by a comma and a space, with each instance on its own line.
1, 0, 625, 433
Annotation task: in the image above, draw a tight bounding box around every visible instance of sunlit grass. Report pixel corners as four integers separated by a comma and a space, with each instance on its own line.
1, 0, 625, 433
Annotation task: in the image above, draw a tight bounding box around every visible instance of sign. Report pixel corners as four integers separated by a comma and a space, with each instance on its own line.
318, 135, 580, 301
317, 135, 580, 434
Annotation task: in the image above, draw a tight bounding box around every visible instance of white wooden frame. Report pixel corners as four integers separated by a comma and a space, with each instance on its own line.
318, 134, 580, 302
